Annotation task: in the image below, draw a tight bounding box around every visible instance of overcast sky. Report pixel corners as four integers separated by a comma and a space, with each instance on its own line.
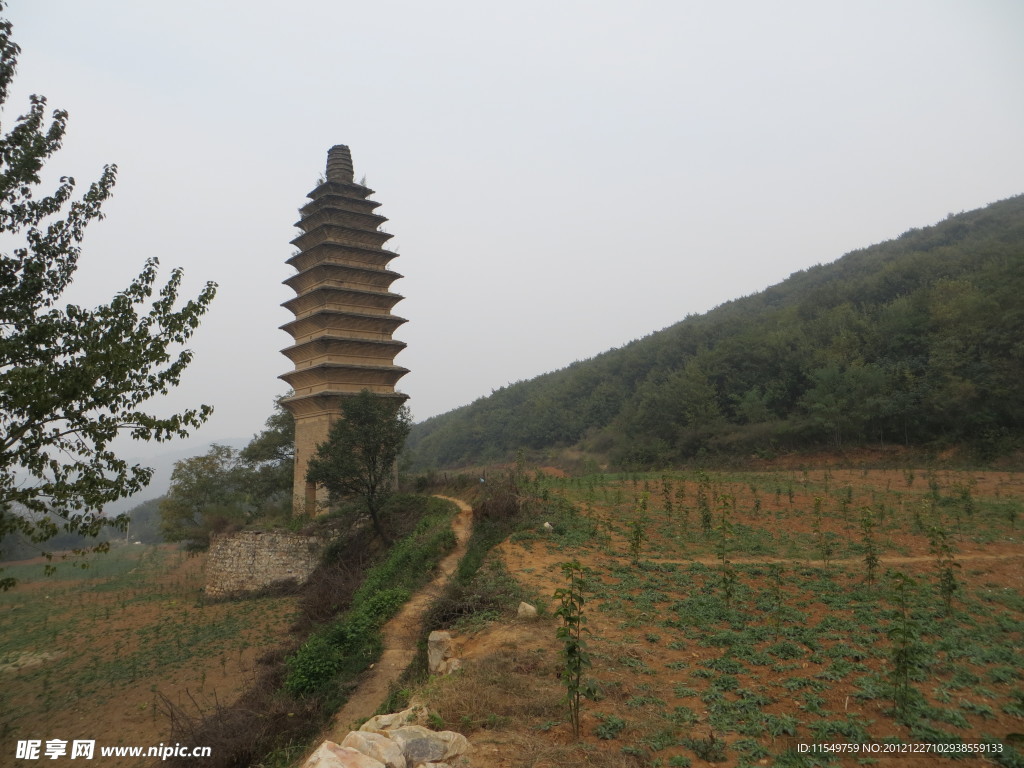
6, 0, 1024, 458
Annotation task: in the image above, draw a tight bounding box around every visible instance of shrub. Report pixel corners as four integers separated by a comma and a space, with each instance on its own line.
594, 714, 627, 740
681, 732, 727, 763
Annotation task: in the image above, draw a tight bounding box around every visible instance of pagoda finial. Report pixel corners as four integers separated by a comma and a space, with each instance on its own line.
326, 144, 354, 183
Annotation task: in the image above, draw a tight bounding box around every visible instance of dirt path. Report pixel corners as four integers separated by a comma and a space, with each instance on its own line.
522, 550, 1024, 571
500, 544, 1024, 595
328, 495, 473, 735
671, 551, 1024, 567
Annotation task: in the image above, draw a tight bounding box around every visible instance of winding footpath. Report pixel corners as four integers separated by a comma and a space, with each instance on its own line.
328, 495, 473, 735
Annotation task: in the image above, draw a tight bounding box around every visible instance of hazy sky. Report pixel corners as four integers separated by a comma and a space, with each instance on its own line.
6, 1, 1024, 458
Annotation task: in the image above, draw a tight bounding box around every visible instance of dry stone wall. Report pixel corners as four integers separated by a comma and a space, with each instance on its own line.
205, 530, 326, 598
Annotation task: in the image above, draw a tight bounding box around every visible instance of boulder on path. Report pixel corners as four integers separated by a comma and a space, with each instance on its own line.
301, 741, 385, 768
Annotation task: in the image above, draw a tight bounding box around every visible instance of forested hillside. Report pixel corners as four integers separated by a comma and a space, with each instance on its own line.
407, 195, 1024, 469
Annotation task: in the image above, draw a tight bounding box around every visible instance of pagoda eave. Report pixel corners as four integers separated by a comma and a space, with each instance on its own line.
282, 264, 402, 292
290, 225, 393, 250
279, 310, 408, 333
284, 263, 402, 282
287, 243, 398, 268
279, 363, 410, 392
307, 180, 377, 200
281, 337, 407, 365
294, 211, 388, 231
299, 196, 381, 218
281, 292, 404, 319
281, 389, 408, 419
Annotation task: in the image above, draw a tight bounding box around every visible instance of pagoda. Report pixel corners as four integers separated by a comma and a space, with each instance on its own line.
280, 145, 408, 514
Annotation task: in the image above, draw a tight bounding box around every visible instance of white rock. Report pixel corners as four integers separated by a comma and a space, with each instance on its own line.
301, 741, 386, 768
427, 631, 454, 674
340, 731, 406, 768
543, 521, 554, 531
387, 726, 471, 765
516, 601, 537, 619
360, 706, 429, 733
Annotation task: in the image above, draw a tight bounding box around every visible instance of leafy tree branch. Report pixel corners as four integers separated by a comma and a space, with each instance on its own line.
0, 5, 216, 586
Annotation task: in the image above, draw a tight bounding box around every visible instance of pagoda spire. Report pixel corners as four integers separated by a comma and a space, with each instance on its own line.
280, 145, 408, 515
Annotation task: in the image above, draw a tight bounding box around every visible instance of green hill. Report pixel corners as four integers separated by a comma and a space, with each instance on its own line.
407, 195, 1024, 469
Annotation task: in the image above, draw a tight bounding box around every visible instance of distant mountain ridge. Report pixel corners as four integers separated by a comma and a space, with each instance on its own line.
406, 194, 1024, 469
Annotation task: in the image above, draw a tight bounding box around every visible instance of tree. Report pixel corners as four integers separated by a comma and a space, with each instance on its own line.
159, 444, 246, 550
121, 497, 164, 545
238, 395, 294, 512
554, 559, 591, 740
306, 390, 411, 543
158, 401, 296, 550
0, 7, 216, 586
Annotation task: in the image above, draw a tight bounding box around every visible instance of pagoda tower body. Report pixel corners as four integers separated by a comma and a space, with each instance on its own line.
280, 145, 408, 515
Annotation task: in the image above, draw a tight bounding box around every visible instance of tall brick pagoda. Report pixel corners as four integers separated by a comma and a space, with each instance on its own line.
280, 145, 408, 514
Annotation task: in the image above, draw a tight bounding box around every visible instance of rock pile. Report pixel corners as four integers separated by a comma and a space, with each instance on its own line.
302, 707, 472, 768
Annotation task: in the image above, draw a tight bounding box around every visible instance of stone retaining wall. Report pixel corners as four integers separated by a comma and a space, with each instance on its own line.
205, 530, 325, 598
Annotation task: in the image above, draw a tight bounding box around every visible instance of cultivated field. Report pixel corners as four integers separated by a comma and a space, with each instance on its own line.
422, 468, 1024, 767
1, 545, 296, 766
2, 468, 1022, 767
